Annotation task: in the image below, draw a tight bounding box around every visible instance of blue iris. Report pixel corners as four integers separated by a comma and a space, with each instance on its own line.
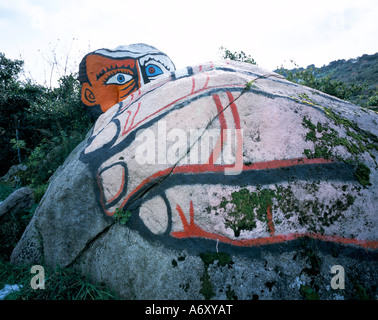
105, 73, 132, 85
145, 64, 163, 77
117, 74, 126, 83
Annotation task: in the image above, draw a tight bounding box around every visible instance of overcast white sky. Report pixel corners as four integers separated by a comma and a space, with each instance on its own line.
1, 0, 377, 87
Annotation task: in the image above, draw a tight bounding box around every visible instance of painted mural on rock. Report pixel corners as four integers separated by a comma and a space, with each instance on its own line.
78, 43, 175, 119
79, 56, 378, 254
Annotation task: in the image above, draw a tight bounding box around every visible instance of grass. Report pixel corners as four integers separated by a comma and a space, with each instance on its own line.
0, 182, 16, 201
0, 204, 37, 261
0, 182, 119, 300
0, 260, 119, 300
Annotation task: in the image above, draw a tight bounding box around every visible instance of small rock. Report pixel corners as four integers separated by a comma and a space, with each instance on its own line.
0, 187, 34, 218
0, 164, 27, 187
0, 284, 23, 300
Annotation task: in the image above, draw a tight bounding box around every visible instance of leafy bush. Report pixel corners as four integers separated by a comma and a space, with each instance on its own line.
276, 54, 378, 110
219, 46, 257, 65
0, 183, 14, 201
0, 54, 45, 175
0, 53, 92, 180
26, 74, 91, 136
276, 65, 365, 102
0, 202, 37, 261
20, 129, 88, 187
21, 74, 92, 187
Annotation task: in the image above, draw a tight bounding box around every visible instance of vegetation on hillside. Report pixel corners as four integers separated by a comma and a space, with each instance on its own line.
219, 47, 377, 111
275, 53, 378, 111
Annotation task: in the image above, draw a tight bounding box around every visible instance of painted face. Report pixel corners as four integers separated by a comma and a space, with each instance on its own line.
81, 55, 141, 113
79, 44, 175, 119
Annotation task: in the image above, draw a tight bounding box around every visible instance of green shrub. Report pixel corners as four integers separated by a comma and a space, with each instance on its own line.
0, 202, 37, 261
0, 52, 93, 181
219, 46, 257, 65
20, 130, 88, 187
0, 183, 14, 201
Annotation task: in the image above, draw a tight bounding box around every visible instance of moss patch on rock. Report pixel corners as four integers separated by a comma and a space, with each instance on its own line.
354, 162, 372, 187
221, 188, 275, 237
301, 109, 377, 187
216, 183, 357, 236
198, 252, 233, 300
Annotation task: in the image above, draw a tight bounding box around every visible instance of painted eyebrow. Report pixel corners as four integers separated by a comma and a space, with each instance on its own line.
142, 56, 172, 71
96, 64, 133, 81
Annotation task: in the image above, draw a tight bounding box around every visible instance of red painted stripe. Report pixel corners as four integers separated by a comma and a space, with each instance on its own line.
212, 94, 228, 129
172, 157, 334, 174
203, 75, 210, 89
191, 77, 195, 94
171, 196, 377, 249
122, 111, 131, 135
176, 204, 189, 229
226, 91, 241, 129
171, 228, 377, 250
130, 102, 141, 128
189, 200, 195, 225
120, 77, 173, 112
121, 83, 246, 136
122, 102, 141, 135
267, 206, 275, 236
208, 94, 228, 164
224, 91, 243, 174
109, 157, 334, 217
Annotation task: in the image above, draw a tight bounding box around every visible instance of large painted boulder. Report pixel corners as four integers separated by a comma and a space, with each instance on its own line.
11, 59, 377, 299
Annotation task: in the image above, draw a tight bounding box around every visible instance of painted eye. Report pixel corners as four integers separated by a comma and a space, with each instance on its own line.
106, 73, 133, 85
145, 64, 163, 77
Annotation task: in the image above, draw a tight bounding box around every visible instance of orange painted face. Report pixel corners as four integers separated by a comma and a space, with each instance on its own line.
79, 44, 176, 120
81, 55, 142, 113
